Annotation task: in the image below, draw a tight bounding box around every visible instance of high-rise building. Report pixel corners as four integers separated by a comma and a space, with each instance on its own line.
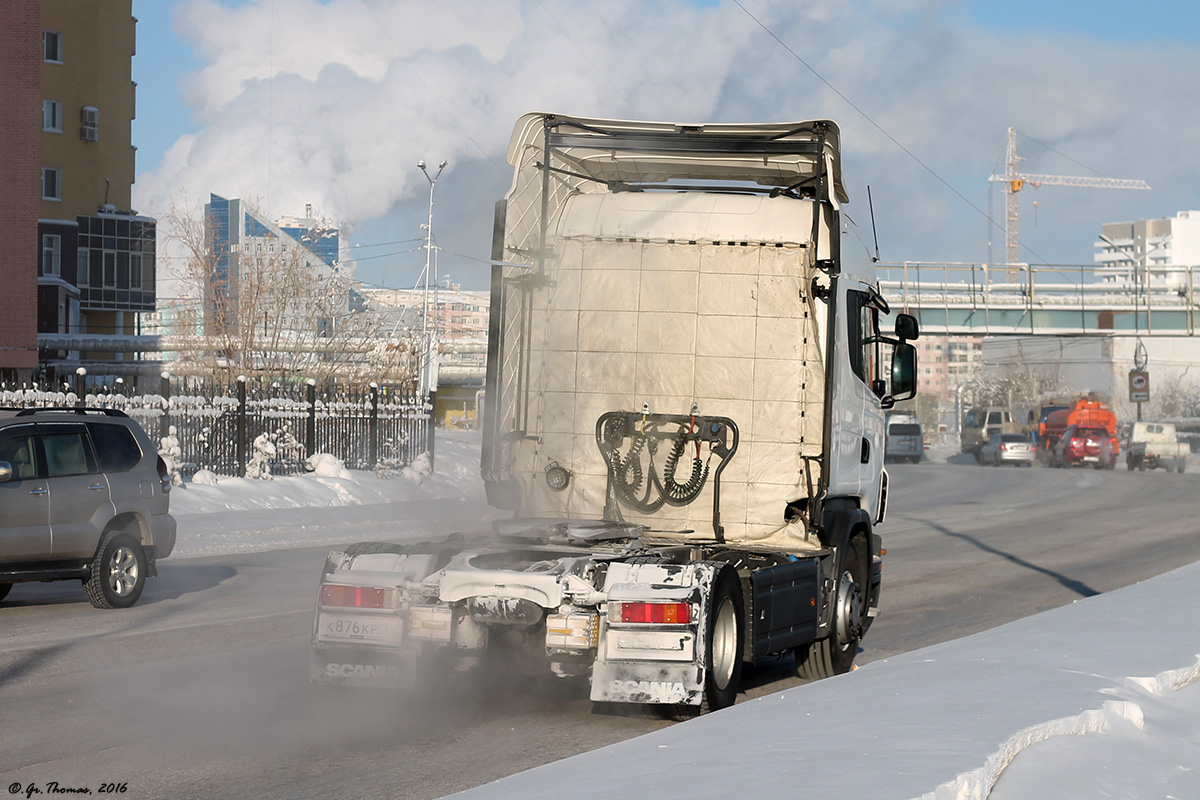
0, 1, 43, 383
0, 0, 158, 386
1095, 210, 1200, 291
202, 194, 346, 339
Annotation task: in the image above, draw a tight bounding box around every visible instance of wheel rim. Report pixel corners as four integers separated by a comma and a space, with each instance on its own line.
834, 568, 864, 651
710, 595, 738, 691
108, 545, 139, 597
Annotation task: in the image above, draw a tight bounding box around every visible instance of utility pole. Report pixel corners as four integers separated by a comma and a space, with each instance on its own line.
417, 159, 447, 397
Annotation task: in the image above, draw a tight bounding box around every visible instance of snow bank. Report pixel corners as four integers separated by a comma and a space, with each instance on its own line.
170, 430, 481, 516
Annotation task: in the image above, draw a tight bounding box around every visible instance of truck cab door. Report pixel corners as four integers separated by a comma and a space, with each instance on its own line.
828, 286, 885, 510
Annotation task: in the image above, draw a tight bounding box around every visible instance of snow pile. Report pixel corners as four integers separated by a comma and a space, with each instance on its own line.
171, 438, 478, 517
190, 469, 219, 486
305, 452, 352, 478
166, 429, 493, 559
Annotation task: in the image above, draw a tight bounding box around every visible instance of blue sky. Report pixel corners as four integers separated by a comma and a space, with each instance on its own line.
129, 1, 1200, 292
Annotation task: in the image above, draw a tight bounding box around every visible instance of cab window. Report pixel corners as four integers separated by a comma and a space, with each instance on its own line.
847, 289, 880, 391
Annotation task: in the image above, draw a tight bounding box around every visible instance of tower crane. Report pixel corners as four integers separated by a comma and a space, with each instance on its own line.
988, 127, 1150, 265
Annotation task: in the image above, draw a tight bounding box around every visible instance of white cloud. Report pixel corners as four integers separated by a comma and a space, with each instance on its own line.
135, 0, 1200, 289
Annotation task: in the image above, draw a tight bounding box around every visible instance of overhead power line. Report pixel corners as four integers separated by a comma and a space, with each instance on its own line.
730, 0, 1033, 262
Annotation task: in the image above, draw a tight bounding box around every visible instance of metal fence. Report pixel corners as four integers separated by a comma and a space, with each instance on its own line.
0, 376, 434, 479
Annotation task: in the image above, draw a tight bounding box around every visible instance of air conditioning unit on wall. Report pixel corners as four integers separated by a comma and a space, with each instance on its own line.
81, 125, 98, 142
81, 106, 98, 126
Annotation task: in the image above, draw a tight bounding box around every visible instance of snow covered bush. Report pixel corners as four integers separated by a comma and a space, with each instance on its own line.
159, 426, 183, 487
401, 452, 432, 485
246, 433, 277, 480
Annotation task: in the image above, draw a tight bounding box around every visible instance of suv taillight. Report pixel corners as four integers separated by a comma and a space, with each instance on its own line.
156, 456, 172, 494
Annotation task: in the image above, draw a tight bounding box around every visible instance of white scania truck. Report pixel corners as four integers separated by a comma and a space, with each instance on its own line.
311, 113, 919, 714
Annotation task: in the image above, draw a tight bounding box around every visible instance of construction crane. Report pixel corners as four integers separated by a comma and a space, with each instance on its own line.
988, 127, 1150, 265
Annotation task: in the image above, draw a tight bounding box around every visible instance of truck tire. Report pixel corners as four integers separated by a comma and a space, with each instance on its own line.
84, 526, 147, 609
700, 566, 745, 713
796, 538, 866, 681
1179, 460, 1187, 474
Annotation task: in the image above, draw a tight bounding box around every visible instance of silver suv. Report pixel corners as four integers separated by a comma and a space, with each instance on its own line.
0, 408, 176, 608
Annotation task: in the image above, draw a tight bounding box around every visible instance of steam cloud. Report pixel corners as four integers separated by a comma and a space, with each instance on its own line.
134, 0, 1200, 289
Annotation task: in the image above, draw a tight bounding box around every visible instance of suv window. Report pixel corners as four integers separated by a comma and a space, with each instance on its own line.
889, 424, 921, 436
1000, 434, 1028, 443
87, 422, 143, 472
39, 425, 98, 477
0, 427, 39, 480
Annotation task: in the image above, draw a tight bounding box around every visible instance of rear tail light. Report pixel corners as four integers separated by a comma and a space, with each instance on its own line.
614, 601, 691, 625
999, 443, 1007, 451
320, 584, 396, 610
156, 456, 172, 494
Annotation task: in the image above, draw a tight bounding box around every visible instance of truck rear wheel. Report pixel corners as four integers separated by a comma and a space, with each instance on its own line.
700, 566, 744, 713
674, 565, 744, 719
796, 539, 866, 681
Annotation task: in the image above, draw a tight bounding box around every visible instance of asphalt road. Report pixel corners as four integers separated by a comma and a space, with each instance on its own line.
2, 460, 1197, 799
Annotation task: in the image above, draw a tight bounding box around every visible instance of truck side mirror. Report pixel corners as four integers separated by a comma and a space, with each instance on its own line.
895, 313, 919, 341
888, 342, 917, 403
0, 461, 11, 484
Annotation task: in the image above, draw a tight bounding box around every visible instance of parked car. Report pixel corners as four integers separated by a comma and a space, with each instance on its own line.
1052, 425, 1116, 470
0, 408, 176, 608
885, 415, 924, 463
979, 432, 1035, 467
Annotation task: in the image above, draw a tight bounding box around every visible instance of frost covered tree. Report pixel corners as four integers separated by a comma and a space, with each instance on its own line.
162, 197, 420, 385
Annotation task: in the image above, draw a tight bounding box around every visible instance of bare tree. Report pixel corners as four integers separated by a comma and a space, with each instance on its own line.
162, 197, 420, 385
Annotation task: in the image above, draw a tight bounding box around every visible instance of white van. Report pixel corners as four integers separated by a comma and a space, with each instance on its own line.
885, 414, 924, 463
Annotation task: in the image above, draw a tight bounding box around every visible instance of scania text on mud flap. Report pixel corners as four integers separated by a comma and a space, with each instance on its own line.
311, 113, 919, 714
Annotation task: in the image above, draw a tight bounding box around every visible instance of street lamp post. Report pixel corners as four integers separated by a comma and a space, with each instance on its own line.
417, 159, 447, 397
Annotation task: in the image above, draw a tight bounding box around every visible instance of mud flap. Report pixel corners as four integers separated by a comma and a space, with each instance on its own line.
589, 661, 702, 705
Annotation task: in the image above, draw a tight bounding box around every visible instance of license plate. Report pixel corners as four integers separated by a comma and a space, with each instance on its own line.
318, 613, 404, 644
1082, 456, 1098, 462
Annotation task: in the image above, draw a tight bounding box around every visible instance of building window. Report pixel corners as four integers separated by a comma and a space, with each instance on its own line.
41, 167, 60, 200
42, 100, 61, 132
78, 249, 89, 286
42, 235, 62, 277
43, 31, 62, 63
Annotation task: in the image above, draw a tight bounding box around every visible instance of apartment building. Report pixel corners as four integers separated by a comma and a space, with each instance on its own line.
0, 1, 158, 385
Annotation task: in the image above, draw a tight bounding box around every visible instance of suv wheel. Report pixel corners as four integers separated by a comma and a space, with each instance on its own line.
84, 527, 147, 609
0, 583, 11, 603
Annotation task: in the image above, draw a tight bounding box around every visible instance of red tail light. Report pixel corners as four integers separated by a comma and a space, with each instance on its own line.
999, 443, 1007, 451
618, 602, 691, 624
321, 584, 389, 609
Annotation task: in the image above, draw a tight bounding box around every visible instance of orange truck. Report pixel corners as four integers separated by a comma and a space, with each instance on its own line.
1041, 399, 1119, 457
